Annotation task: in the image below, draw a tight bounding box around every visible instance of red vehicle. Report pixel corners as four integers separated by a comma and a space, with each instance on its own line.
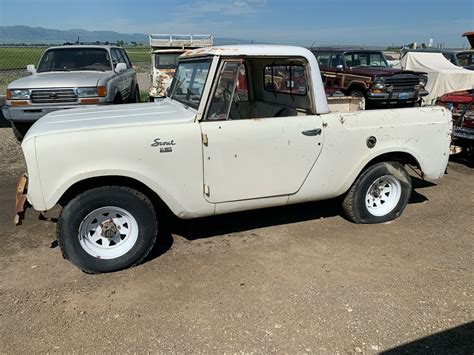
437, 89, 474, 158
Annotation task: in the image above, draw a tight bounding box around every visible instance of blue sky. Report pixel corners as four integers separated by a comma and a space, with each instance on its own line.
1, 0, 473, 47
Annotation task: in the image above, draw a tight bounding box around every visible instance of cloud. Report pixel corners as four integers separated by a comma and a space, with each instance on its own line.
175, 0, 266, 18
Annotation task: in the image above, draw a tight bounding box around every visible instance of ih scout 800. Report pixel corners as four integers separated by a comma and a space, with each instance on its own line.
15, 45, 452, 273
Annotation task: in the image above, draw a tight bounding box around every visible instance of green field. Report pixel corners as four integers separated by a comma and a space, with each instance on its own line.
0, 46, 150, 70
0, 47, 46, 69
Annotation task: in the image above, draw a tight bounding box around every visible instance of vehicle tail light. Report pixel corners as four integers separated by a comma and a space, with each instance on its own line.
97, 86, 107, 97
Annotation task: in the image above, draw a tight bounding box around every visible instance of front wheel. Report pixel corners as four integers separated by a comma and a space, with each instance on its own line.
349, 89, 365, 98
57, 186, 158, 273
342, 162, 412, 224
129, 84, 140, 103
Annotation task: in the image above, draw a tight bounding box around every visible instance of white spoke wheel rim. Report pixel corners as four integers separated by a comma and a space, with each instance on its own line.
365, 175, 402, 217
78, 206, 139, 259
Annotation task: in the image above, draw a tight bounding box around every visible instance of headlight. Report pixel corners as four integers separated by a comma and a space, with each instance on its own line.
8, 89, 30, 100
419, 75, 428, 87
76, 87, 98, 97
371, 77, 385, 90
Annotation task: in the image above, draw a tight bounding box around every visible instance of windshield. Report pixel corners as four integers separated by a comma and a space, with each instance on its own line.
344, 52, 389, 68
155, 54, 180, 69
456, 52, 474, 67
170, 59, 212, 109
37, 48, 112, 72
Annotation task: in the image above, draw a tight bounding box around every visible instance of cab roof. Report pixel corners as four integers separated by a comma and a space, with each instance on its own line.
46, 45, 121, 51
180, 45, 330, 115
181, 45, 316, 59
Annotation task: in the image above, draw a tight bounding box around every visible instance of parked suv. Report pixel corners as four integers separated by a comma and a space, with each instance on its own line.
311, 48, 428, 107
2, 44, 140, 140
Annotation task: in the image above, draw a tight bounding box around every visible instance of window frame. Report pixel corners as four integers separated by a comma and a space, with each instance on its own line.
154, 53, 181, 69
314, 51, 332, 68
169, 57, 213, 110
204, 59, 245, 121
111, 48, 121, 67
263, 63, 308, 96
37, 47, 112, 72
343, 51, 389, 68
120, 49, 133, 69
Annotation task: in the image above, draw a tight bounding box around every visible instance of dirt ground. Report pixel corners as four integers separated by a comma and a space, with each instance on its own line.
0, 126, 472, 353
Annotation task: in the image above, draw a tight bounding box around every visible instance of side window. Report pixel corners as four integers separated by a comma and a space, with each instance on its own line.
111, 49, 121, 67
264, 65, 307, 95
330, 53, 343, 68
315, 52, 331, 68
207, 62, 242, 121
121, 49, 132, 68
344, 53, 353, 67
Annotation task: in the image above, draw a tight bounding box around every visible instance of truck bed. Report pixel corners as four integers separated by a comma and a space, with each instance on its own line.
327, 96, 365, 112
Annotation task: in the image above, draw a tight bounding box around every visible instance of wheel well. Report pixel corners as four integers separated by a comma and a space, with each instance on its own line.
347, 82, 367, 94
363, 152, 421, 174
58, 176, 169, 213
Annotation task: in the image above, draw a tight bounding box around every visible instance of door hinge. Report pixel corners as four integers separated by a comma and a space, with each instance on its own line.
202, 133, 208, 146
203, 184, 210, 197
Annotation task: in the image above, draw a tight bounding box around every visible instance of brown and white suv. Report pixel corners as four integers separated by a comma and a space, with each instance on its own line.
311, 48, 428, 107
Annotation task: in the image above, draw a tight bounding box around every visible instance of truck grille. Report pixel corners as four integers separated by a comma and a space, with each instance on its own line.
30, 89, 78, 104
384, 74, 420, 92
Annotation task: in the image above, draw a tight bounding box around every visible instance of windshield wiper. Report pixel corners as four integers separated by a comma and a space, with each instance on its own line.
70, 67, 106, 72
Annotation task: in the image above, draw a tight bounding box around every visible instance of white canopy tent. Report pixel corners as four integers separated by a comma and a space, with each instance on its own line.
400, 52, 474, 105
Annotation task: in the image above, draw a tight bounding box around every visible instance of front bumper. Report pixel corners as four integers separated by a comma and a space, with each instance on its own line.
14, 173, 28, 225
2, 103, 98, 122
367, 90, 426, 102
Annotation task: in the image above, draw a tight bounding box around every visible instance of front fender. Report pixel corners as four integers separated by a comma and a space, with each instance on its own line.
44, 169, 186, 215
32, 122, 212, 219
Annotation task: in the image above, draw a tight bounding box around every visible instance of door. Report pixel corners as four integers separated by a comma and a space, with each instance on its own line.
120, 49, 135, 98
111, 49, 128, 98
200, 60, 324, 203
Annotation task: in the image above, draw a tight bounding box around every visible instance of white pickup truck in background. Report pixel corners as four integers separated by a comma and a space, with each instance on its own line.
16, 45, 452, 273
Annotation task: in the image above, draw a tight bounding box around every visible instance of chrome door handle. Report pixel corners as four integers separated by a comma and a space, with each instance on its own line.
302, 128, 322, 136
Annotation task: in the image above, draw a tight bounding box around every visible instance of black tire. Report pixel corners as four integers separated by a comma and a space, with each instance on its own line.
349, 88, 371, 109
11, 121, 32, 142
129, 85, 140, 103
342, 162, 412, 224
113, 94, 123, 104
349, 89, 365, 98
57, 186, 158, 273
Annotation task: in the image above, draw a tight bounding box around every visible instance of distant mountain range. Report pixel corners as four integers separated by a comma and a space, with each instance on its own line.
0, 25, 253, 45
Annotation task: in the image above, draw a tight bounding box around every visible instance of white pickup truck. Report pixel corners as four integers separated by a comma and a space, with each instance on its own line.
16, 45, 452, 273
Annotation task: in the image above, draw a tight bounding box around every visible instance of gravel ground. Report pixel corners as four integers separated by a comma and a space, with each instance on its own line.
0, 126, 472, 353
0, 123, 23, 178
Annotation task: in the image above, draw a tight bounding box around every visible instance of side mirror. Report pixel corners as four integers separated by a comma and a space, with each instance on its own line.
336, 64, 344, 70
115, 62, 127, 73
27, 64, 36, 74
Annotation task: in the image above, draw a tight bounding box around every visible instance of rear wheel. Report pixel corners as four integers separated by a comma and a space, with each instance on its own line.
11, 121, 32, 142
57, 186, 158, 273
342, 162, 412, 224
